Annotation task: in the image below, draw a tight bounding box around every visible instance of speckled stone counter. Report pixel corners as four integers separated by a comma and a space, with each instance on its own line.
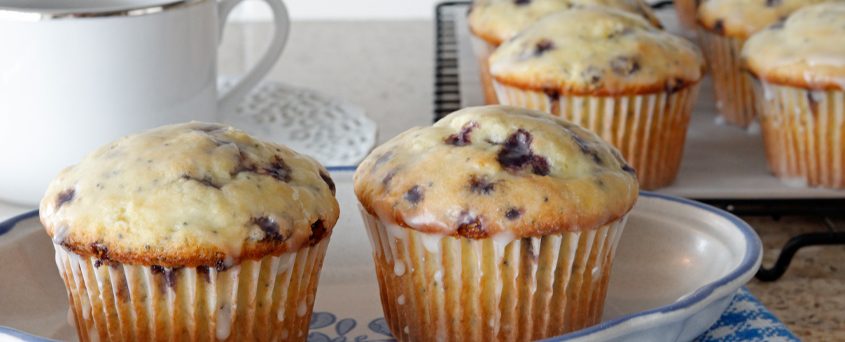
745, 216, 845, 340
220, 21, 844, 340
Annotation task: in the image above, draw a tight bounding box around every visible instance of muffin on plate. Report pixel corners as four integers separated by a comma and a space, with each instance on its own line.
467, 0, 661, 104
40, 122, 339, 341
742, 2, 845, 188
354, 105, 639, 341
696, 0, 834, 128
489, 7, 704, 189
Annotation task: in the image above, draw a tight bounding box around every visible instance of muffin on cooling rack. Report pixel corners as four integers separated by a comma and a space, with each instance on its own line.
489, 7, 704, 189
40, 122, 339, 341
467, 0, 661, 104
743, 2, 845, 188
354, 105, 639, 341
696, 0, 835, 128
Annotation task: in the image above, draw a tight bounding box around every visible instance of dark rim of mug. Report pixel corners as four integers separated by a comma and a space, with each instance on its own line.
0, 0, 206, 21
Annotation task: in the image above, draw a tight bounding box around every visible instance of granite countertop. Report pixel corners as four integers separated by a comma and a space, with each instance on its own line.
219, 21, 845, 340
745, 216, 845, 340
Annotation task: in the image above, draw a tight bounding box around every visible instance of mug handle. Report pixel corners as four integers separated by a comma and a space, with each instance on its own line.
216, 0, 290, 113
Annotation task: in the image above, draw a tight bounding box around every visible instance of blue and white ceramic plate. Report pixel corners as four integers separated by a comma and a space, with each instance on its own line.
0, 170, 761, 341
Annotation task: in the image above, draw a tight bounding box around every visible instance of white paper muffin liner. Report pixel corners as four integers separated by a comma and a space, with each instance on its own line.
674, 0, 699, 29
360, 209, 627, 342
698, 29, 757, 128
493, 80, 699, 189
54, 238, 330, 342
753, 81, 845, 188
470, 34, 500, 105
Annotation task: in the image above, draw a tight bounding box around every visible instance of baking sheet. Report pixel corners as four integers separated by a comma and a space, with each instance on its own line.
449, 4, 845, 199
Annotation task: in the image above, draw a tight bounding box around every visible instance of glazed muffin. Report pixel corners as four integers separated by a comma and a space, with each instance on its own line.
354, 105, 639, 341
489, 7, 704, 189
40, 122, 339, 341
467, 0, 661, 104
743, 2, 845, 188
697, 0, 834, 128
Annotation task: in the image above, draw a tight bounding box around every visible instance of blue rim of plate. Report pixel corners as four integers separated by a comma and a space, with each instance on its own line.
0, 187, 761, 341
0, 326, 57, 342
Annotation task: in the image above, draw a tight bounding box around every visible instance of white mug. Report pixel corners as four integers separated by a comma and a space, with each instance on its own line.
0, 0, 289, 205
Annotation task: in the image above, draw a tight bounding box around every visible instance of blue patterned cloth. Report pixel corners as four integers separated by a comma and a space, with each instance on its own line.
695, 287, 799, 342
307, 287, 797, 342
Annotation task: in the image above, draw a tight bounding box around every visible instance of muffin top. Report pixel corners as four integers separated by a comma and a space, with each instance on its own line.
353, 106, 639, 239
40, 122, 339, 268
697, 0, 837, 39
467, 0, 661, 46
742, 2, 845, 89
489, 7, 704, 95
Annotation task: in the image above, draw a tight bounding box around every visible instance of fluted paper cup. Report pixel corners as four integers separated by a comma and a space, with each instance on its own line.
493, 80, 699, 189
698, 29, 757, 128
470, 34, 500, 105
54, 238, 330, 342
674, 0, 699, 29
753, 81, 845, 188
360, 209, 626, 342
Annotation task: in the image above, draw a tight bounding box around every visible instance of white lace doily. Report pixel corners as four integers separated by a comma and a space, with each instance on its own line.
220, 80, 376, 167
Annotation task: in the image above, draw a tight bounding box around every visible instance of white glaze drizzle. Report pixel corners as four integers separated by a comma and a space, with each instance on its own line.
216, 303, 232, 340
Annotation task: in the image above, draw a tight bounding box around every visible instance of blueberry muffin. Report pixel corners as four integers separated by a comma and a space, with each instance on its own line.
489, 7, 704, 189
697, 0, 836, 128
467, 0, 661, 104
742, 2, 845, 188
40, 122, 339, 341
354, 105, 639, 341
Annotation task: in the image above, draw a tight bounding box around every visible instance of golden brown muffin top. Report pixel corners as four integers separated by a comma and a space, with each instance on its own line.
742, 2, 845, 89
353, 106, 639, 239
40, 122, 339, 268
489, 7, 704, 95
467, 0, 661, 46
697, 0, 838, 39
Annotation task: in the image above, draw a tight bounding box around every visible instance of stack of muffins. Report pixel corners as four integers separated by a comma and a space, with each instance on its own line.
471, 1, 705, 189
